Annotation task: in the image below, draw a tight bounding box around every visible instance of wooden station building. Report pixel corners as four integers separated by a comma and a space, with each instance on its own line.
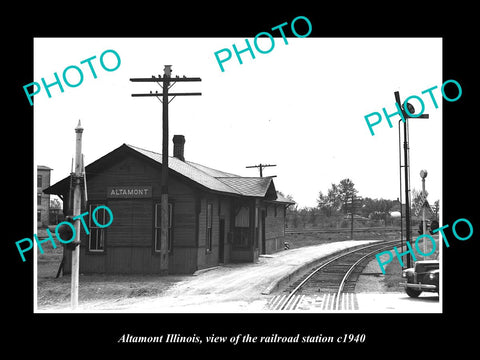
44, 135, 294, 275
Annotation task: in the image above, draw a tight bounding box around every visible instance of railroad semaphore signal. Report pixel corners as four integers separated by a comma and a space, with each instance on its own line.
396, 90, 429, 268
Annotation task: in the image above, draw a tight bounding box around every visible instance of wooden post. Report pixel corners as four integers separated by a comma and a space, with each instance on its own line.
130, 66, 202, 273
160, 66, 171, 271
350, 194, 354, 240
421, 170, 428, 259
71, 120, 83, 310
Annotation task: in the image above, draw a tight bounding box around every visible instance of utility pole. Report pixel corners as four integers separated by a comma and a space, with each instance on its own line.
351, 194, 354, 240
71, 120, 84, 310
346, 194, 362, 240
246, 163, 276, 177
130, 66, 201, 271
420, 169, 428, 259
395, 91, 429, 268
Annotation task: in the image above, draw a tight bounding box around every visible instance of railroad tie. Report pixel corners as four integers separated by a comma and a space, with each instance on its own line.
268, 294, 287, 310
268, 294, 305, 310
267, 293, 358, 311
321, 293, 358, 310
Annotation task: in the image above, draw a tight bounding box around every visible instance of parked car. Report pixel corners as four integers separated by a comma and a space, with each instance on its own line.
402, 260, 439, 298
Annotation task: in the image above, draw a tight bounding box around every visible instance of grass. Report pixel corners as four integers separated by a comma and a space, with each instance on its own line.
284, 228, 401, 249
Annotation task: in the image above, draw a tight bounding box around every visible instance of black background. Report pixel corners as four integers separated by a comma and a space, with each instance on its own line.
6, 4, 476, 355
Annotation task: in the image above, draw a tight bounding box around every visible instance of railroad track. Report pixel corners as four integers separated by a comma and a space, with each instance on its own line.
269, 240, 401, 311
285, 227, 401, 235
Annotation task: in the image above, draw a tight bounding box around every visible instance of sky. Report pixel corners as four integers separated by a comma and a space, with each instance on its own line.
34, 37, 442, 209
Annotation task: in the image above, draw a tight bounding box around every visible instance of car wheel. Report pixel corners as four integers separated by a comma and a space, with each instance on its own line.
406, 288, 422, 298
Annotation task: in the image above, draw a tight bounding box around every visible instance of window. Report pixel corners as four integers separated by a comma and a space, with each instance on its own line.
37, 194, 42, 206
88, 203, 107, 252
37, 211, 41, 222
154, 203, 172, 252
206, 203, 213, 252
37, 175, 42, 188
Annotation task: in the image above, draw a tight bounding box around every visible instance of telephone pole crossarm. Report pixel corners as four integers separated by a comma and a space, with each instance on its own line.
130, 77, 202, 82
130, 66, 201, 274
246, 163, 277, 177
132, 92, 202, 97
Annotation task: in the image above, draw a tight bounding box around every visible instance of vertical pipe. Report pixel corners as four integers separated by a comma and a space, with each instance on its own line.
398, 120, 404, 256
422, 176, 427, 258
71, 120, 83, 310
403, 119, 412, 268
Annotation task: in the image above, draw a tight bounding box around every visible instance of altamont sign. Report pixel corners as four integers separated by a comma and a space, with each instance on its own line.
107, 186, 152, 198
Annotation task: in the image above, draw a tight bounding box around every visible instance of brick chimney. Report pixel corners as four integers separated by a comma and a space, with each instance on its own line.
173, 135, 185, 161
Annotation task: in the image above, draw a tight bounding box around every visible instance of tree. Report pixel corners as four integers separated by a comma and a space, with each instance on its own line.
358, 197, 397, 225
337, 178, 358, 214
411, 188, 429, 216
317, 179, 359, 216
50, 197, 62, 209
284, 193, 299, 228
299, 207, 310, 227
317, 183, 341, 217
359, 197, 374, 217
370, 198, 395, 225
432, 200, 439, 218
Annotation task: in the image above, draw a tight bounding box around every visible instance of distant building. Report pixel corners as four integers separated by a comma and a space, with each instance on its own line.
37, 165, 52, 227
44, 135, 294, 275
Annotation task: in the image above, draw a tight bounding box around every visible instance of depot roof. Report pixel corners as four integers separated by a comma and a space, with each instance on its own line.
44, 143, 294, 204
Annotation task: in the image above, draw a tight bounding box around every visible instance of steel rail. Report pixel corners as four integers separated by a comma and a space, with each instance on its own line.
277, 240, 401, 310
334, 243, 400, 310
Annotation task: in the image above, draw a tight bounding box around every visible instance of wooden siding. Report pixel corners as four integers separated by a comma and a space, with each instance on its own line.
170, 247, 198, 274
64, 153, 200, 274
264, 204, 287, 254
61, 150, 289, 274
107, 199, 151, 247
265, 204, 285, 240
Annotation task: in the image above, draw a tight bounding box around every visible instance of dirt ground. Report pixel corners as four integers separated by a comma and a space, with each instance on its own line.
35, 232, 345, 308
36, 245, 188, 308
36, 231, 439, 311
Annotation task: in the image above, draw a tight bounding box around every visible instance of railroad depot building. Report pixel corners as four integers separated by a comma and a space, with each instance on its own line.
44, 135, 294, 275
